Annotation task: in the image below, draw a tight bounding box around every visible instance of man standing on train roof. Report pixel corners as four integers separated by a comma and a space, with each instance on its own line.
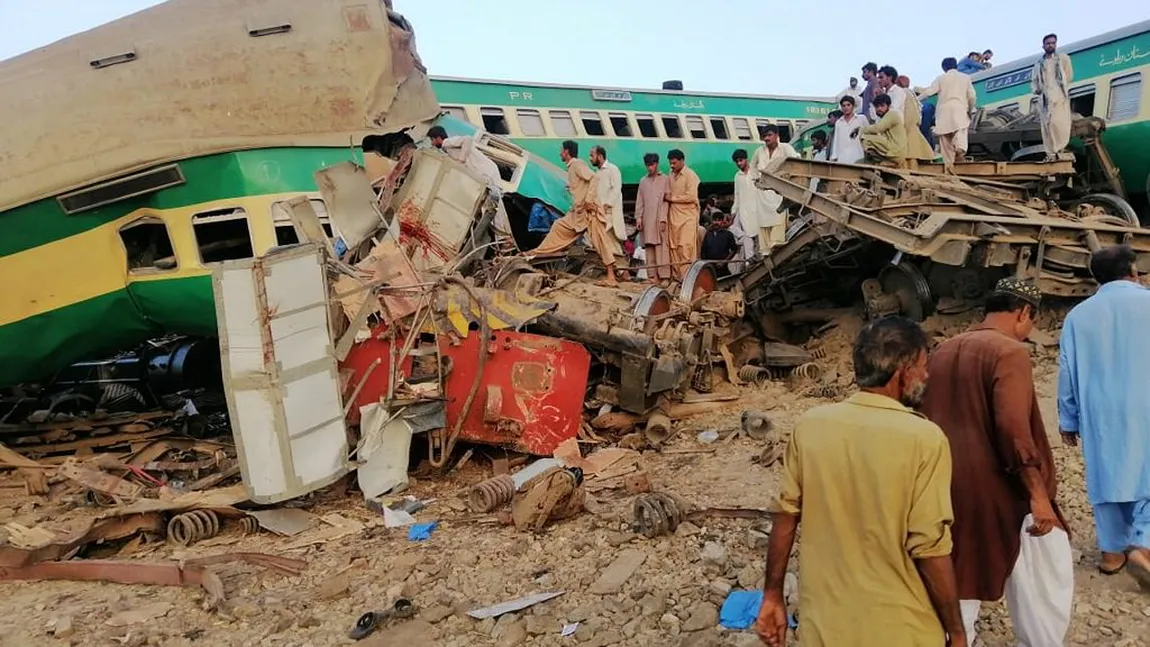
634, 153, 672, 285
919, 57, 977, 173
1058, 245, 1150, 590
427, 125, 512, 240
751, 125, 798, 254
1032, 33, 1075, 160
859, 62, 879, 121
589, 146, 626, 243
921, 278, 1073, 646
836, 76, 862, 104
957, 51, 987, 74
859, 94, 907, 167
831, 96, 868, 164
529, 140, 623, 286
664, 149, 700, 281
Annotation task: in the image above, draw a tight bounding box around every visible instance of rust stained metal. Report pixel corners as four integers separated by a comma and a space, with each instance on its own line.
0, 512, 165, 568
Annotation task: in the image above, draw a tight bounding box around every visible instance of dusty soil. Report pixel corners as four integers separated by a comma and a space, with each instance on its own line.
2, 317, 1148, 647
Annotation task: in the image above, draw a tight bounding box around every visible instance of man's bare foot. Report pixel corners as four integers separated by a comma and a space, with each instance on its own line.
1099, 551, 1128, 575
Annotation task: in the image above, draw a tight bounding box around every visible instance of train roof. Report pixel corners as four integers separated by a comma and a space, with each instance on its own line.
0, 0, 441, 213
971, 19, 1150, 80
430, 75, 835, 105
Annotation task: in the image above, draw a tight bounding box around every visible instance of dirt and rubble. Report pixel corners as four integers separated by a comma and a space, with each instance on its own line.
2, 313, 1147, 647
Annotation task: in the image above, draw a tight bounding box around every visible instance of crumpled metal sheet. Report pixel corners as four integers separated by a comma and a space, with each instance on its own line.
433, 284, 557, 337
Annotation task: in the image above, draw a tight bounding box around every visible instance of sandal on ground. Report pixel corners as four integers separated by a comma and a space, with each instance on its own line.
1099, 553, 1128, 575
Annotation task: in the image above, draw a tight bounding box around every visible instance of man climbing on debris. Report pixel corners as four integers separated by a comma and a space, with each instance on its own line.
1058, 245, 1150, 590
919, 57, 977, 172
754, 316, 965, 647
635, 152, 672, 285
858, 94, 907, 167
665, 149, 700, 280
589, 145, 626, 244
530, 140, 623, 286
1031, 33, 1074, 160
750, 125, 797, 253
831, 96, 867, 164
921, 278, 1073, 645
428, 125, 513, 242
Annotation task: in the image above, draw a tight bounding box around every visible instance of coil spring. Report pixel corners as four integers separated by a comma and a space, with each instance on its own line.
631, 492, 683, 539
806, 345, 828, 360
738, 365, 770, 383
792, 363, 823, 380
236, 515, 260, 535
468, 474, 516, 513
167, 509, 221, 546
805, 385, 842, 399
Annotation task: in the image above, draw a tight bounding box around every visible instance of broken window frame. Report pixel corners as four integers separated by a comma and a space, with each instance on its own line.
191, 207, 255, 265
1068, 84, 1096, 118
731, 117, 754, 140
635, 113, 659, 138
777, 121, 793, 143
709, 116, 730, 140
479, 106, 511, 135
580, 110, 606, 136
755, 118, 772, 138
608, 112, 633, 137
1107, 73, 1141, 122
119, 215, 178, 273
515, 108, 546, 136
443, 105, 470, 124
270, 198, 335, 247
684, 115, 707, 140
661, 114, 684, 139
548, 109, 578, 137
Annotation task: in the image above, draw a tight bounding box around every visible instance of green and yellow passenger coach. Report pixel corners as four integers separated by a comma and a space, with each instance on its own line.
430, 76, 837, 190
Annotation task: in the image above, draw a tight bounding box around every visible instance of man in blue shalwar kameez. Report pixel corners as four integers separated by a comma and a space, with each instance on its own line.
1058, 244, 1150, 589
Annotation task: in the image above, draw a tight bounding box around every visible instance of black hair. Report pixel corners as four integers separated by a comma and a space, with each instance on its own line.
428, 125, 447, 139
643, 153, 659, 165
668, 149, 684, 161
839, 95, 856, 107
591, 145, 607, 159
984, 291, 1034, 315
967, 51, 980, 58
942, 57, 958, 71
862, 62, 878, 74
873, 93, 892, 108
829, 110, 844, 120
878, 65, 898, 79
759, 124, 779, 137
853, 316, 929, 388
1043, 33, 1057, 43
732, 149, 748, 162
811, 130, 828, 143
562, 140, 578, 157
1090, 245, 1138, 284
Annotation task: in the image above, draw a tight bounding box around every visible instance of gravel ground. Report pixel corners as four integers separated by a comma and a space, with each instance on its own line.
1, 317, 1147, 647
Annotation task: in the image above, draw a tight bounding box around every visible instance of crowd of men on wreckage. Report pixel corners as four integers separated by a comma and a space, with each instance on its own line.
428, 33, 1076, 293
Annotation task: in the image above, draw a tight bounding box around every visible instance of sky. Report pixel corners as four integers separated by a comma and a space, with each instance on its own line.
1, 1, 1147, 97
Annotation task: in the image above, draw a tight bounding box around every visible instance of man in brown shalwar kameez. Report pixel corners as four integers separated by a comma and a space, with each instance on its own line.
921, 278, 1073, 646
665, 148, 700, 281
530, 140, 622, 285
634, 153, 671, 284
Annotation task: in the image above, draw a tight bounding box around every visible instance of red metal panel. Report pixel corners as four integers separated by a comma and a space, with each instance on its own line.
340, 330, 591, 456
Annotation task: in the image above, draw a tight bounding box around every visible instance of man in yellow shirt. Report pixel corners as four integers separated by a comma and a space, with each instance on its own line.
665, 149, 700, 280
755, 316, 967, 647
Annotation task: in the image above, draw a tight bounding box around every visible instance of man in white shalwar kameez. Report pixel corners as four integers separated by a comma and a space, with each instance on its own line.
731, 148, 772, 264
750, 124, 798, 253
590, 146, 626, 243
832, 96, 868, 164
1031, 33, 1074, 160
919, 57, 977, 172
429, 126, 512, 237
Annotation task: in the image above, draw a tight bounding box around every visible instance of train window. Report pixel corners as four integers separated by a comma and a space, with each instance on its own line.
777, 121, 793, 142
192, 207, 254, 264
1108, 73, 1142, 121
120, 216, 176, 272
1068, 84, 1095, 118
732, 118, 753, 140
685, 115, 707, 139
443, 106, 470, 124
1029, 96, 1040, 113
480, 107, 510, 135
635, 113, 658, 138
709, 117, 729, 140
755, 119, 771, 138
549, 110, 577, 137
270, 198, 333, 247
608, 112, 633, 137
661, 115, 684, 138
580, 111, 606, 136
516, 109, 546, 136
